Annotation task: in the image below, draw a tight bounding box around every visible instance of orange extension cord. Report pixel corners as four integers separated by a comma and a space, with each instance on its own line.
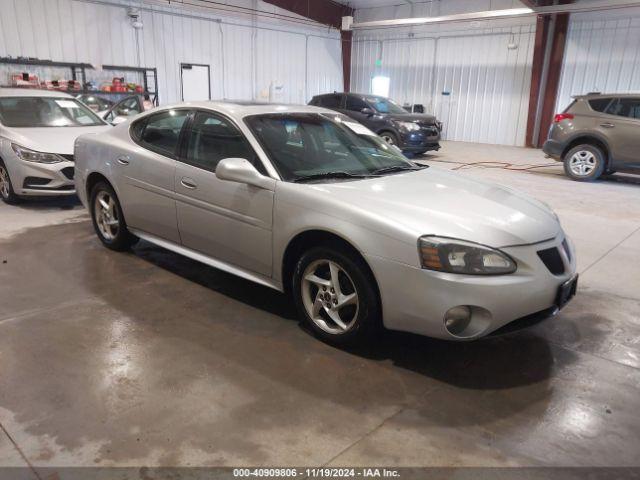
423, 159, 560, 172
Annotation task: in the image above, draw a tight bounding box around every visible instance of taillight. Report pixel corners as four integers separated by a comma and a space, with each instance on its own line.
554, 113, 574, 123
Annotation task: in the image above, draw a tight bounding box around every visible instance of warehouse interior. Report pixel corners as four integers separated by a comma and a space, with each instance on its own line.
1, 0, 640, 478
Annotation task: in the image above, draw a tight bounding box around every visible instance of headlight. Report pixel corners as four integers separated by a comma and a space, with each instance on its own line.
418, 236, 516, 275
397, 121, 420, 132
11, 144, 65, 164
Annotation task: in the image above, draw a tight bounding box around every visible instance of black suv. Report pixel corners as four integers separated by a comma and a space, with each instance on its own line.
309, 93, 442, 154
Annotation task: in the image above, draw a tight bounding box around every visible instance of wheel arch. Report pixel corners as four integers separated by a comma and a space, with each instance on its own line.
281, 229, 381, 303
85, 171, 113, 200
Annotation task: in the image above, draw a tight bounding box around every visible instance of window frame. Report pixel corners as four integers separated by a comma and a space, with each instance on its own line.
129, 108, 192, 159
176, 109, 266, 175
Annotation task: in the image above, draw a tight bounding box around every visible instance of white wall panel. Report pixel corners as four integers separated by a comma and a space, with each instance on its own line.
0, 0, 343, 105
556, 7, 640, 112
351, 24, 535, 146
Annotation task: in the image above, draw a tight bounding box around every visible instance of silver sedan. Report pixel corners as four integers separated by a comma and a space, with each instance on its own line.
74, 102, 577, 345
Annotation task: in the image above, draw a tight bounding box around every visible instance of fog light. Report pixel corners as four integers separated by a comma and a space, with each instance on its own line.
444, 306, 472, 336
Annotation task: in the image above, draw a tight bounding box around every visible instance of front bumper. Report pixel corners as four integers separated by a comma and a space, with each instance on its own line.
5, 152, 75, 196
399, 128, 441, 152
366, 234, 577, 341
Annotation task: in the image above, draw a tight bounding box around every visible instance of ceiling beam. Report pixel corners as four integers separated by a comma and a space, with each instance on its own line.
347, 0, 640, 30
262, 0, 353, 30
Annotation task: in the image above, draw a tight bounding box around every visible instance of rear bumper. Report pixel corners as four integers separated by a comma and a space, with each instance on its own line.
542, 139, 564, 160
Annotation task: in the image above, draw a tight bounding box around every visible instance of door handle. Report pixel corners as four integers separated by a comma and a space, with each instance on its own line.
600, 122, 615, 128
181, 177, 197, 190
116, 155, 130, 165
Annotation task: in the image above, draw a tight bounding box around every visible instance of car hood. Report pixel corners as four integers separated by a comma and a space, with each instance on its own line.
4, 125, 112, 155
316, 167, 560, 248
385, 113, 437, 124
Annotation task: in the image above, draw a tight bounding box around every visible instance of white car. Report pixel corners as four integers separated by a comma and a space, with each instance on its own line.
0, 88, 111, 203
74, 101, 578, 345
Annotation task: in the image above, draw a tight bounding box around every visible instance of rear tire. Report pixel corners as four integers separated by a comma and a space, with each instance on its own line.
90, 181, 138, 251
563, 144, 605, 182
0, 160, 21, 205
292, 246, 381, 347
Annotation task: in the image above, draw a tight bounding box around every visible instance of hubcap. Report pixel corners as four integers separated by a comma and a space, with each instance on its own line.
569, 150, 597, 176
301, 259, 359, 335
382, 134, 395, 145
0, 166, 10, 199
94, 190, 119, 241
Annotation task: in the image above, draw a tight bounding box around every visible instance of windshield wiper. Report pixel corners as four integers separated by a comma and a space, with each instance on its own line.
370, 164, 427, 175
294, 171, 373, 183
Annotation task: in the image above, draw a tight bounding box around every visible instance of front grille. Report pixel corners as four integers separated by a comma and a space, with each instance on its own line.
61, 167, 75, 180
415, 123, 439, 136
60, 154, 74, 162
537, 247, 565, 275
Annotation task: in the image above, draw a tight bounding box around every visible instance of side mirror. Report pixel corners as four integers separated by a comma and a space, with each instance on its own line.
216, 158, 275, 190
361, 107, 374, 116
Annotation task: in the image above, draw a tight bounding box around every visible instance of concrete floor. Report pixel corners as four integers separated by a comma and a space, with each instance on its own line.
1, 141, 640, 473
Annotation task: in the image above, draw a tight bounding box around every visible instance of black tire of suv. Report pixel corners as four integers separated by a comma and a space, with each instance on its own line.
563, 144, 606, 182
379, 131, 399, 147
292, 246, 381, 347
0, 159, 22, 205
90, 181, 138, 251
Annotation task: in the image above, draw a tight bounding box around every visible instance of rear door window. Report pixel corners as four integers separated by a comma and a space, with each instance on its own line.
613, 98, 640, 120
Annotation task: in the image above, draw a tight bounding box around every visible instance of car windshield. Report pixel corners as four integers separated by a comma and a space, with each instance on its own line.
245, 113, 416, 182
364, 96, 407, 114
0, 96, 106, 127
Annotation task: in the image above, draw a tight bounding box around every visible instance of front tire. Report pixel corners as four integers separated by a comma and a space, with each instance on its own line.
292, 247, 381, 346
563, 144, 605, 181
0, 160, 21, 205
379, 131, 399, 147
90, 181, 137, 251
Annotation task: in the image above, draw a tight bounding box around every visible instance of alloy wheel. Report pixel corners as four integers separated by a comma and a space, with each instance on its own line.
0, 166, 10, 199
94, 190, 120, 241
569, 150, 597, 176
301, 259, 359, 335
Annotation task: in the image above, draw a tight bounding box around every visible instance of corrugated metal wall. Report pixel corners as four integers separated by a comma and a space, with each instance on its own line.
556, 7, 640, 112
351, 24, 535, 146
0, 0, 343, 105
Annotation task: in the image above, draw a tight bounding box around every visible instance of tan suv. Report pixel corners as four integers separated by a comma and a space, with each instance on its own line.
543, 94, 640, 181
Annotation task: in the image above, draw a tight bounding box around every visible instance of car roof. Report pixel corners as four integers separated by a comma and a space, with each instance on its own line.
576, 92, 640, 99
0, 88, 74, 99
146, 100, 335, 120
